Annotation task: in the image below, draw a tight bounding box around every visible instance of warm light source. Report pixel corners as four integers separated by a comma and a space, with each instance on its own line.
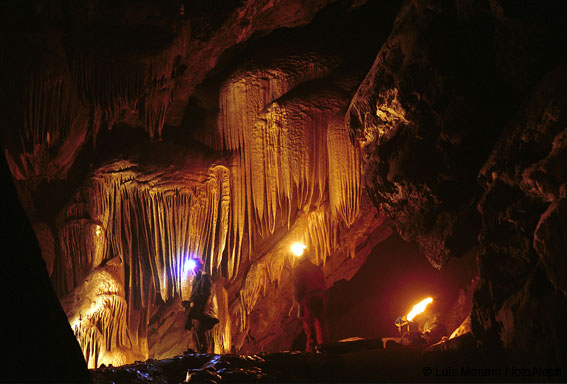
290, 242, 307, 257
407, 297, 433, 321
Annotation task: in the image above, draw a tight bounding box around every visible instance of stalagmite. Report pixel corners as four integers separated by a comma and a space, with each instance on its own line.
61, 258, 131, 369
58, 219, 107, 294
212, 281, 232, 354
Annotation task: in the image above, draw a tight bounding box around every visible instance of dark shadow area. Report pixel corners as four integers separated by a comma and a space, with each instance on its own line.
0, 153, 91, 382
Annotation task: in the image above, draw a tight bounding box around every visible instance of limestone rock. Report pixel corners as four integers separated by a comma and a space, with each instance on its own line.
474, 64, 567, 361
347, 0, 567, 268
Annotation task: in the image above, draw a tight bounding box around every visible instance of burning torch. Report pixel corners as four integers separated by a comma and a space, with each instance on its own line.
395, 297, 433, 340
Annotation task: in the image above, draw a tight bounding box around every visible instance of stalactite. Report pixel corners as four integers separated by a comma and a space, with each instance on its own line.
306, 210, 332, 266
8, 67, 86, 179
143, 86, 174, 139
72, 57, 144, 118
225, 155, 246, 280
58, 158, 237, 363
71, 31, 185, 139
327, 115, 361, 226
216, 53, 340, 247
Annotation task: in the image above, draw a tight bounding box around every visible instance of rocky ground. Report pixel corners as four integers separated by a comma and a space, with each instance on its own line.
91, 338, 566, 383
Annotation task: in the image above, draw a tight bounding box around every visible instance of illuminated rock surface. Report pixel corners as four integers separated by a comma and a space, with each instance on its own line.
348, 0, 567, 269
1, 0, 567, 381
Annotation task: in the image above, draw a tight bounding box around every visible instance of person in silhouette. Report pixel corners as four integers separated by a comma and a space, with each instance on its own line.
292, 251, 329, 352
184, 259, 219, 353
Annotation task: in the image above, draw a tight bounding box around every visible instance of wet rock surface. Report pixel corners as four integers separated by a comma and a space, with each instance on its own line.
90, 347, 567, 383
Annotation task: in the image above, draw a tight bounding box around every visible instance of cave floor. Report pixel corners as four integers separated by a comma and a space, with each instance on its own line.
90, 346, 566, 383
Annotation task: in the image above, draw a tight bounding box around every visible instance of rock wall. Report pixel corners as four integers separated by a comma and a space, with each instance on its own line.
348, 0, 567, 363
474, 64, 567, 362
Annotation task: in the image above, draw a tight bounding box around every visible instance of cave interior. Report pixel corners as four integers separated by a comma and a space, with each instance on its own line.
1, 0, 567, 382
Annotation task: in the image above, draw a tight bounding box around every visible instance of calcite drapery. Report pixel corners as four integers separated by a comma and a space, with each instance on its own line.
55, 150, 234, 366
54, 46, 369, 363
71, 24, 188, 140
5, 60, 89, 180
57, 153, 232, 300
3, 0, 402, 368
214, 53, 342, 246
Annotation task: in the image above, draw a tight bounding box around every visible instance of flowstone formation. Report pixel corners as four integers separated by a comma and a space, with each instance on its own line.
1, 0, 399, 369
50, 47, 391, 366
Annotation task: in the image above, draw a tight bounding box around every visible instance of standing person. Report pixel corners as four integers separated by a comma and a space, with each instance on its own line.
292, 252, 329, 352
184, 259, 219, 353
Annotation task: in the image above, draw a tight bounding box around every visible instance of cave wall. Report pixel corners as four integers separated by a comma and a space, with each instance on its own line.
348, 0, 567, 363
2, 0, 567, 372
474, 64, 567, 363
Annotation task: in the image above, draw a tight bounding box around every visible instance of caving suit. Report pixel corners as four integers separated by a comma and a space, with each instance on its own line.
185, 272, 219, 353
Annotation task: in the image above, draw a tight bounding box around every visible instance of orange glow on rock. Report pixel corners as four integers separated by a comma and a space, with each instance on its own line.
406, 297, 433, 321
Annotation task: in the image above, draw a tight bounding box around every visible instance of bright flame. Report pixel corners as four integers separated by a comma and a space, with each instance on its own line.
290, 242, 307, 257
407, 297, 433, 321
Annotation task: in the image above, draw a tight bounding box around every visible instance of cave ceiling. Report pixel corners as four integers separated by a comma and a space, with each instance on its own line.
1, 0, 567, 370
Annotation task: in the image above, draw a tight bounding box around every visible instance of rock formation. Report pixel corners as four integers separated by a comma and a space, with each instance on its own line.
347, 0, 567, 364
1, 0, 566, 377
